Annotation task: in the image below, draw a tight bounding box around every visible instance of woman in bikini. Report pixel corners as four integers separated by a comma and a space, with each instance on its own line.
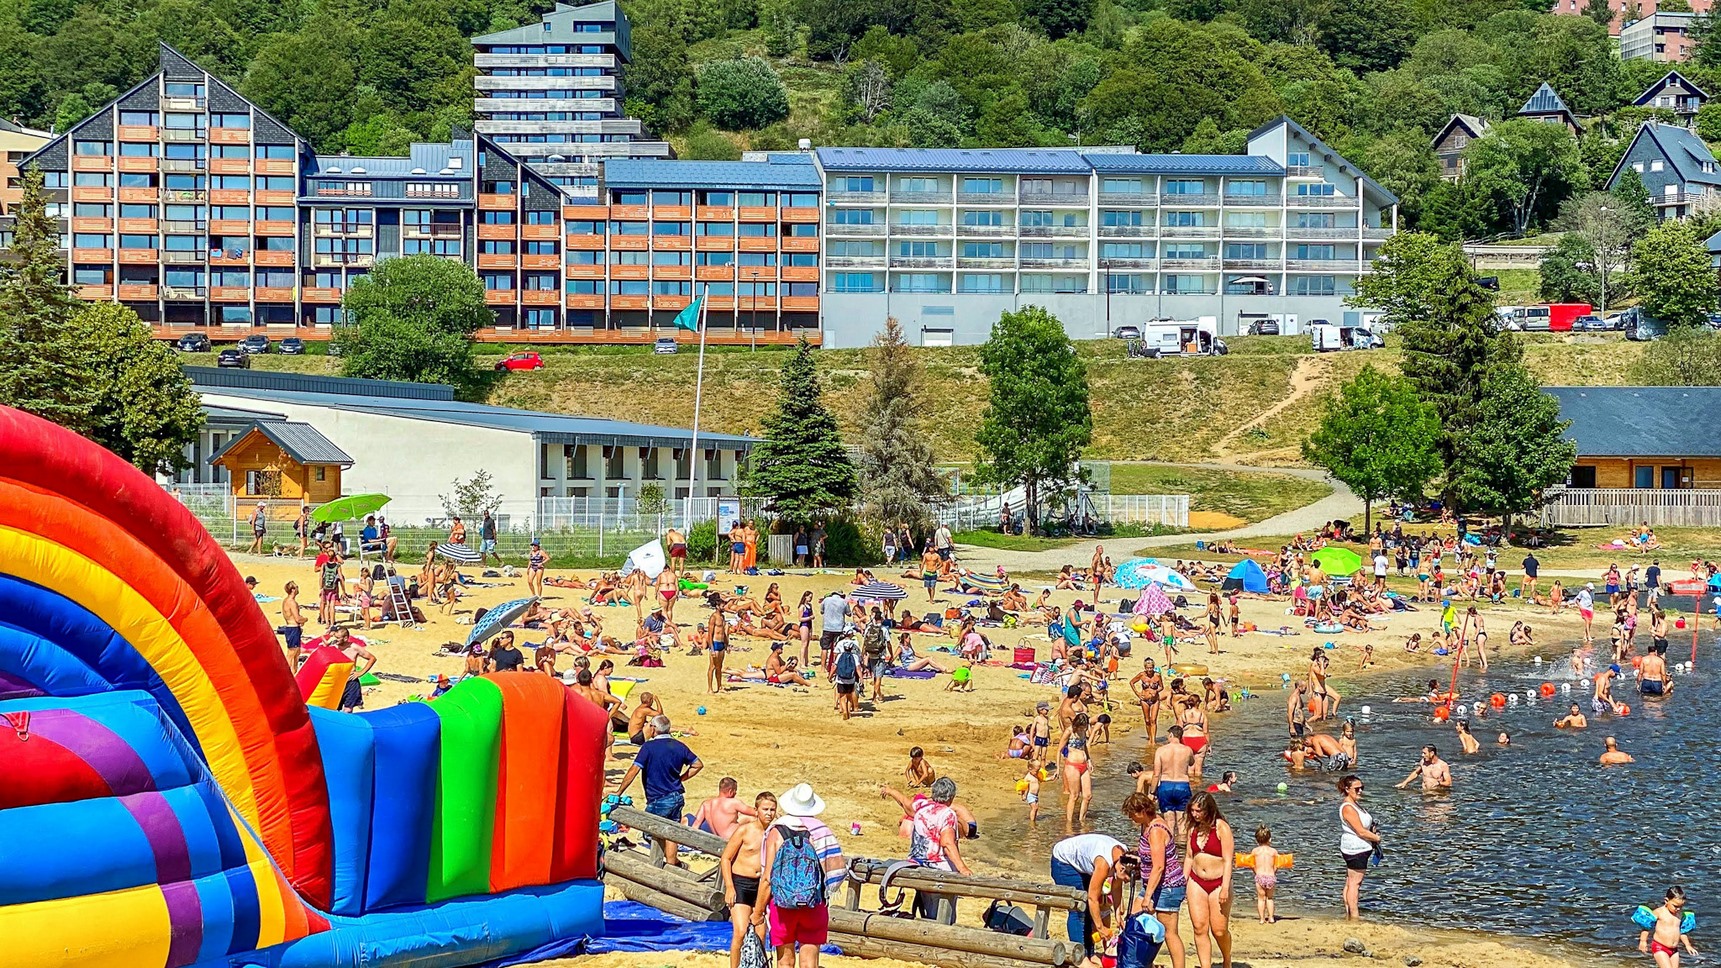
1309, 648, 1340, 721
1205, 593, 1222, 655
797, 590, 815, 667
1179, 695, 1211, 778
1060, 712, 1094, 832
1131, 660, 1165, 745
1184, 791, 1235, 968
762, 582, 784, 618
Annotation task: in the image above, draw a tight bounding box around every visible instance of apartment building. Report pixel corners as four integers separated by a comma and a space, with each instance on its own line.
1549, 0, 1711, 35
1621, 11, 1699, 62
0, 117, 51, 216
470, 0, 671, 198
813, 117, 1398, 346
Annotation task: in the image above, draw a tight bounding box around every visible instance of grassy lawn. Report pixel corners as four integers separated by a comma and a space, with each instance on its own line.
952, 530, 1083, 552
1492, 268, 1541, 306
1108, 465, 1331, 524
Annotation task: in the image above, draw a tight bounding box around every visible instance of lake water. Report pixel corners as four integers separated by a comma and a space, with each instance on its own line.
998, 631, 1719, 964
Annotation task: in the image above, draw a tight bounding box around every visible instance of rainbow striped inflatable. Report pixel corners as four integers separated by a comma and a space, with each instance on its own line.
0, 406, 606, 967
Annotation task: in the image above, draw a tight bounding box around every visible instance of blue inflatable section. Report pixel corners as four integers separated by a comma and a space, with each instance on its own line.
307, 708, 376, 917
363, 703, 440, 911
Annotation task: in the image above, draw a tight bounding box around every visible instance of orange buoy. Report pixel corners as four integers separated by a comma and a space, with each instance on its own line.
1539, 682, 1556, 698
1433, 706, 1451, 722
1631, 655, 1644, 670
1309, 701, 1320, 715
1489, 693, 1506, 708
1677, 617, 1688, 629
1619, 704, 1631, 717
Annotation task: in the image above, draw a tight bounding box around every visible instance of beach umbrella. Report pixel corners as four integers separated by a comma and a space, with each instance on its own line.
1133, 585, 1175, 617
850, 581, 909, 602
621, 539, 667, 579
1311, 547, 1363, 576
310, 493, 391, 524
1114, 558, 1197, 592
436, 542, 482, 565
466, 597, 537, 648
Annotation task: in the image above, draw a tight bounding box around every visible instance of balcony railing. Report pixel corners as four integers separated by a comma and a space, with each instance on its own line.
957, 191, 1013, 205
162, 286, 206, 299
891, 190, 953, 203
1159, 257, 1221, 270
824, 222, 885, 236
1286, 165, 1320, 177
1160, 193, 1220, 206
1286, 259, 1356, 271
1283, 227, 1353, 239
825, 255, 886, 268
1363, 227, 1393, 240
955, 256, 1015, 269
161, 250, 205, 264
1224, 226, 1279, 238
891, 224, 952, 236
1160, 226, 1220, 239
1018, 225, 1088, 237
888, 256, 950, 268
1019, 256, 1086, 268
955, 223, 1013, 236
1097, 192, 1158, 206
1098, 225, 1153, 238
1654, 192, 1695, 206
1019, 191, 1088, 205
1287, 194, 1356, 209
160, 128, 207, 143
164, 189, 206, 202
159, 159, 207, 173
1222, 192, 1283, 206
1100, 257, 1157, 269
1223, 258, 1280, 270
826, 190, 886, 204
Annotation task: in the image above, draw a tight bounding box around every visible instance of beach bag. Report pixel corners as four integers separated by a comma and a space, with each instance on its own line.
982, 900, 1035, 937
769, 827, 825, 909
835, 650, 859, 682
740, 928, 770, 968
1117, 912, 1166, 968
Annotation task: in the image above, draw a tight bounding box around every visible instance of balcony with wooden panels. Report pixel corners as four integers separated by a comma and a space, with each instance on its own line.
116, 284, 158, 301
738, 206, 777, 222
562, 205, 610, 219
781, 236, 818, 252
610, 295, 648, 310
210, 158, 251, 175
565, 264, 605, 279
255, 160, 295, 176
118, 187, 159, 204
72, 186, 113, 202
73, 217, 114, 232
782, 296, 819, 311
780, 207, 820, 223
521, 253, 560, 270
610, 204, 648, 220
478, 223, 516, 241
654, 205, 691, 220
78, 284, 113, 299
255, 287, 294, 302
782, 265, 818, 282
706, 297, 735, 311
255, 220, 296, 237
696, 206, 735, 221
654, 234, 691, 250
118, 125, 158, 141
609, 264, 648, 280
209, 128, 251, 145
118, 249, 159, 265
522, 223, 559, 241
210, 190, 251, 206
209, 251, 252, 266
737, 236, 778, 252
254, 250, 294, 267
565, 234, 605, 250
118, 157, 158, 173
695, 265, 733, 281
72, 247, 113, 263
521, 289, 560, 306
470, 325, 821, 346
565, 294, 605, 309
695, 236, 735, 251
302, 287, 341, 303
484, 289, 516, 305
609, 235, 649, 251
254, 190, 294, 205
651, 295, 691, 311
211, 287, 251, 302
655, 265, 692, 280
479, 193, 518, 211
477, 253, 518, 269
209, 219, 249, 236
73, 156, 114, 172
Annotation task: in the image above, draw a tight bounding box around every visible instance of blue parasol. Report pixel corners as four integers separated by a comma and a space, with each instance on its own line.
1114, 558, 1197, 592
467, 597, 537, 648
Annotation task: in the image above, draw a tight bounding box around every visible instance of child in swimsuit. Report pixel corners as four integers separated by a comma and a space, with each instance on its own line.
1251, 826, 1279, 923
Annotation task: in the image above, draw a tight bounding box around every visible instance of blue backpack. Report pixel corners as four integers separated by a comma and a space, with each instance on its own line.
770, 826, 825, 909
835, 649, 859, 683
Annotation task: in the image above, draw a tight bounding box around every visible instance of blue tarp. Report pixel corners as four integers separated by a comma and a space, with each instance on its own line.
1222, 559, 1268, 594
578, 901, 841, 957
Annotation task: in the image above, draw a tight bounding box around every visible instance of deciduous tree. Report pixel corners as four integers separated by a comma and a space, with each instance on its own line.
1632, 219, 1718, 328
1538, 233, 1602, 306
696, 57, 790, 130
335, 254, 491, 396
1463, 119, 1585, 235
974, 307, 1091, 534
1302, 365, 1441, 533
78, 303, 203, 475
1629, 326, 1721, 385
747, 336, 858, 524
1450, 366, 1576, 520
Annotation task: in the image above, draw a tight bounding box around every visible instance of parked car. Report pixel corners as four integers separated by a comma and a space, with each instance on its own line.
1246, 319, 1281, 336
279, 337, 305, 355
1571, 314, 1610, 332
1706, 313, 1721, 330
1604, 312, 1628, 330
1620, 307, 1669, 342
1111, 324, 1142, 341
653, 337, 679, 355
174, 332, 210, 353
494, 351, 546, 371
216, 348, 250, 368
238, 334, 270, 354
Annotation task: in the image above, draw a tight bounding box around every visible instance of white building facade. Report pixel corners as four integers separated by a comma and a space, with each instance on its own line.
812, 117, 1398, 346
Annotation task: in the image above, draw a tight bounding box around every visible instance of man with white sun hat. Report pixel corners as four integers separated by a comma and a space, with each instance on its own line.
752, 783, 845, 968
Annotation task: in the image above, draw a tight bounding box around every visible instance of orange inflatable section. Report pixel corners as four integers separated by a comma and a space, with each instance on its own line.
488, 673, 567, 892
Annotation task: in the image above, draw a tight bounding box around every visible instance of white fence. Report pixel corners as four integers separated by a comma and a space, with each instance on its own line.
936, 492, 1189, 531
1537, 487, 1721, 528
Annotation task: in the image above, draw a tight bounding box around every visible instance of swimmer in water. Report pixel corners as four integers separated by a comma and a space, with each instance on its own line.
1395, 744, 1452, 790
1555, 704, 1588, 728
1594, 664, 1625, 715
1393, 678, 1447, 704
1209, 770, 1239, 793
1497, 732, 1511, 747
1455, 719, 1479, 755
1599, 736, 1635, 765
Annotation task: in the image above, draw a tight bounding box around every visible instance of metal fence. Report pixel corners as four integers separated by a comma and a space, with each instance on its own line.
935, 492, 1189, 531
1537, 487, 1721, 528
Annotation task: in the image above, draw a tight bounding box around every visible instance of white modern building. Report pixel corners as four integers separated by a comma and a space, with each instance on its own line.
470, 0, 672, 198
177, 367, 752, 526
810, 117, 1398, 346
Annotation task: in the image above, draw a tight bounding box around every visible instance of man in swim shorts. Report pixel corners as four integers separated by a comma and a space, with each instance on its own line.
1151, 725, 1195, 837
1640, 645, 1673, 697
1307, 732, 1350, 771
1598, 736, 1635, 765
708, 608, 728, 695
1395, 745, 1452, 790
665, 526, 687, 576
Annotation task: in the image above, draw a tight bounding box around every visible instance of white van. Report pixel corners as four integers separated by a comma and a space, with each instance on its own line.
1310, 321, 1383, 352
1128, 318, 1228, 358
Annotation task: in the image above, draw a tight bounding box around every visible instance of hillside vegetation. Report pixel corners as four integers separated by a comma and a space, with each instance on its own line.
200, 331, 1649, 465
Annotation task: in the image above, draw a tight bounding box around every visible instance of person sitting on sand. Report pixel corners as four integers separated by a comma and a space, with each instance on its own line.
896, 609, 935, 633
1001, 584, 1028, 612
895, 633, 943, 673
1055, 565, 1082, 590
906, 747, 937, 788
764, 644, 812, 687
1000, 726, 1030, 760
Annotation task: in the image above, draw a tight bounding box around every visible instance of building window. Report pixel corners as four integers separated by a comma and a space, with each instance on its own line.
961, 177, 1003, 194
1290, 275, 1337, 296
837, 176, 874, 192
962, 210, 1003, 226
1101, 177, 1143, 193
738, 192, 776, 206
831, 272, 881, 292
406, 182, 461, 198
1102, 210, 1144, 227
1164, 211, 1206, 227
1164, 179, 1206, 195
958, 273, 1006, 293
832, 209, 874, 225
1226, 180, 1268, 196
738, 222, 777, 237
75, 141, 112, 156
701, 191, 735, 205
894, 273, 948, 293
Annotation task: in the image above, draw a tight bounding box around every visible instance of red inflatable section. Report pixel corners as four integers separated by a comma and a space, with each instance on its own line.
0, 726, 113, 810
553, 688, 609, 881
488, 673, 566, 892
0, 407, 334, 907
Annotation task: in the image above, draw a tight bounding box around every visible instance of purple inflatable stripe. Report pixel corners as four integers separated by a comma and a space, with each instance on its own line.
161, 879, 204, 968
27, 710, 154, 795
0, 669, 42, 700
123, 790, 194, 884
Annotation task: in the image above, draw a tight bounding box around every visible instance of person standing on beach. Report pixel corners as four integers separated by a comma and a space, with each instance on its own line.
1184, 791, 1235, 968
1640, 886, 1698, 967
1641, 644, 1673, 697
753, 784, 844, 968
693, 777, 759, 839
1576, 583, 1596, 645
708, 607, 729, 694
279, 581, 307, 669
819, 589, 847, 675
1521, 551, 1539, 600
655, 565, 680, 622
247, 502, 268, 555
721, 791, 777, 968
666, 526, 687, 577
1152, 725, 1196, 840
479, 510, 501, 565
1124, 793, 1186, 968
1337, 775, 1380, 921
1287, 681, 1310, 741
1395, 745, 1452, 790
612, 714, 703, 868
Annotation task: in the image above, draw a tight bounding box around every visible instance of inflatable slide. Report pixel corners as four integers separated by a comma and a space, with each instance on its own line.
0, 406, 606, 968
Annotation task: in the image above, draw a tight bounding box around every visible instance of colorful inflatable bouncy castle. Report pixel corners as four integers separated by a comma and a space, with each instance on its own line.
0, 406, 606, 967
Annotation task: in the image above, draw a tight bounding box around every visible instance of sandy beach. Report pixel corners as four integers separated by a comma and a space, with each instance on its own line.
235, 544, 1602, 968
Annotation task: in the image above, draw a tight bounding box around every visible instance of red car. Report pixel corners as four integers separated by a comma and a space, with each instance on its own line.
494, 351, 546, 371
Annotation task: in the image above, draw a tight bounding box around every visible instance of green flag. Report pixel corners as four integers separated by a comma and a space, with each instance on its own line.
672, 296, 702, 332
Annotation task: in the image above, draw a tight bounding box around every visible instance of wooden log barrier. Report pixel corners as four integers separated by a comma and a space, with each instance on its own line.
828, 907, 1071, 966
828, 931, 1065, 968
603, 851, 726, 913
610, 876, 723, 924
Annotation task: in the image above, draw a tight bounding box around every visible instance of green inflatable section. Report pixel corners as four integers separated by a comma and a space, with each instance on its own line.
426, 675, 503, 901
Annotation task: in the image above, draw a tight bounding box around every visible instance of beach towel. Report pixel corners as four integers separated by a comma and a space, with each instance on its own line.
610, 680, 638, 700
887, 668, 939, 679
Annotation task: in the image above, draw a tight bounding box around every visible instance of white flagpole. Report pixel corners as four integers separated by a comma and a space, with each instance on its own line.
683, 284, 711, 529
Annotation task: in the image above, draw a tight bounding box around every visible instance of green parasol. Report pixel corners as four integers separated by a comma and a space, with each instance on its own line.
311, 493, 392, 524
1311, 546, 1363, 576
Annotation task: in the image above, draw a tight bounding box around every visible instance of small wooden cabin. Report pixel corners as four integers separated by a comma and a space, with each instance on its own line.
209, 420, 353, 503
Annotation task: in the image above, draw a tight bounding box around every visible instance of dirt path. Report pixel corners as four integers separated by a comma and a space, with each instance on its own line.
1210, 354, 1332, 461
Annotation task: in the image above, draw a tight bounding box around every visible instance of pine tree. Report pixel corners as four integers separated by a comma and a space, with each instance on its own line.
747, 336, 857, 524
857, 318, 949, 532
0, 168, 98, 430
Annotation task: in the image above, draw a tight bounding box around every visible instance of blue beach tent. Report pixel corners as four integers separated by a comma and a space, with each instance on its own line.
1222, 559, 1268, 594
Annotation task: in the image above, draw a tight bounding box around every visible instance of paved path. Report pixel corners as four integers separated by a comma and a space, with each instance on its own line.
956, 462, 1361, 573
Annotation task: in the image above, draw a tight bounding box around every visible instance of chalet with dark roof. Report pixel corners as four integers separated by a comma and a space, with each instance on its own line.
1431, 115, 1490, 181
1518, 83, 1581, 136
1634, 70, 1709, 123
1606, 122, 1721, 219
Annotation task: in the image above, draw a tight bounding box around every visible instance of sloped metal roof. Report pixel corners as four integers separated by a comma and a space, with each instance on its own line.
1547, 387, 1721, 458
209, 421, 354, 466
603, 156, 822, 191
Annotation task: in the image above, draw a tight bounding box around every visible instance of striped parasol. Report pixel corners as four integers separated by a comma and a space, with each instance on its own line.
848, 581, 908, 602
436, 542, 482, 565
1132, 584, 1175, 617
1114, 558, 1197, 592
466, 597, 537, 648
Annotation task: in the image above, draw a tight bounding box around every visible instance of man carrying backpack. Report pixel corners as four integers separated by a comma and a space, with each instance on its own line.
832, 630, 861, 720
753, 783, 844, 968
862, 620, 892, 704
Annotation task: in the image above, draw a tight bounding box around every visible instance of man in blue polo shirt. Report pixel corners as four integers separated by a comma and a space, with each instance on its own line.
613, 714, 703, 867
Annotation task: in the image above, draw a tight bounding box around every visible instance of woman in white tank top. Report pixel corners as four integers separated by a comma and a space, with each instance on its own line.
1337, 775, 1381, 920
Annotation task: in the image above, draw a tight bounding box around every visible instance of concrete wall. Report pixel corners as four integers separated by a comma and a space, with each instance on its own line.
819, 291, 1357, 346
200, 392, 540, 525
